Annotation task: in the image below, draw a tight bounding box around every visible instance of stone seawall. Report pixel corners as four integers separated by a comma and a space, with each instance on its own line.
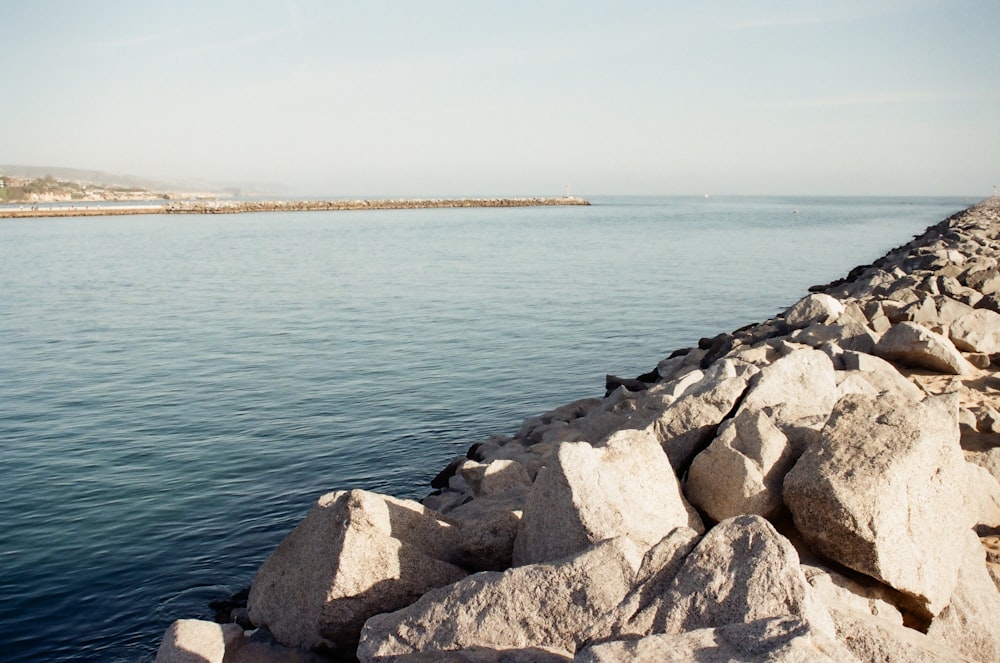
156, 198, 1000, 663
0, 197, 589, 219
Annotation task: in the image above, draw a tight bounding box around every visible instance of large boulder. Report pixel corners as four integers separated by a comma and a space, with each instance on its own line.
356, 538, 640, 662
589, 516, 834, 641
783, 393, 970, 616
512, 428, 703, 566
576, 616, 855, 663
736, 347, 839, 432
926, 531, 1000, 662
685, 409, 795, 521
247, 490, 467, 651
874, 321, 975, 375
648, 366, 753, 471
784, 293, 846, 329
949, 308, 1000, 354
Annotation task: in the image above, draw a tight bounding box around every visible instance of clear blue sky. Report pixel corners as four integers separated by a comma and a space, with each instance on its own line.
1, 1, 997, 196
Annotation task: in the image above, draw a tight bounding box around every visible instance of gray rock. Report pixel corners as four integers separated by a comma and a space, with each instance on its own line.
576, 616, 855, 663
784, 393, 970, 616
357, 538, 640, 661
949, 308, 1000, 354
513, 428, 703, 566
247, 490, 467, 651
874, 321, 975, 375
685, 410, 795, 521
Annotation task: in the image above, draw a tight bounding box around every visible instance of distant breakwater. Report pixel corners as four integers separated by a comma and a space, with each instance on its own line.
0, 196, 590, 219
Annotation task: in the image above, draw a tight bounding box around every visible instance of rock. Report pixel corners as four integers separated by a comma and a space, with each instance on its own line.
736, 347, 839, 431
831, 608, 968, 663
156, 620, 244, 663
784, 293, 846, 329
963, 462, 1000, 530
838, 351, 925, 400
783, 393, 970, 616
649, 373, 751, 472
448, 490, 526, 571
155, 620, 330, 663
576, 616, 855, 663
460, 459, 532, 496
685, 409, 795, 521
364, 648, 571, 662
247, 489, 467, 651
590, 516, 834, 641
512, 427, 703, 566
580, 527, 702, 645
874, 321, 975, 375
949, 308, 1000, 354
788, 322, 879, 355
926, 530, 1000, 662
356, 538, 640, 661
801, 562, 905, 626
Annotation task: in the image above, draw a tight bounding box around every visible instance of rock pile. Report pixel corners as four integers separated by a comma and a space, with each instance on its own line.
156, 198, 1000, 662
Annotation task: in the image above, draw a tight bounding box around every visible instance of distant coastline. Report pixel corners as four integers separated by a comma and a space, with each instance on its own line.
0, 197, 591, 218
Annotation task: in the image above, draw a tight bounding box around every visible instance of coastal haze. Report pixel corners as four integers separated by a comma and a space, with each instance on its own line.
0, 1, 997, 197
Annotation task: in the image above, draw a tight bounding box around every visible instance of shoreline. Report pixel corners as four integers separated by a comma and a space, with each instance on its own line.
0, 196, 590, 219
156, 198, 1000, 662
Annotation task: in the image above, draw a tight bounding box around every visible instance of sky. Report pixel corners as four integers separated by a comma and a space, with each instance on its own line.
1, 0, 997, 197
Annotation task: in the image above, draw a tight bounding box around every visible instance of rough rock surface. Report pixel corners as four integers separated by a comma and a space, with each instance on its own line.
784, 393, 969, 616
247, 489, 467, 651
577, 617, 854, 663
357, 538, 640, 661
588, 516, 834, 642
685, 410, 794, 521
874, 321, 975, 375
512, 427, 702, 566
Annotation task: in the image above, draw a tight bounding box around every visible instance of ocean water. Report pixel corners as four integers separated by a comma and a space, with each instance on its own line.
0, 196, 970, 662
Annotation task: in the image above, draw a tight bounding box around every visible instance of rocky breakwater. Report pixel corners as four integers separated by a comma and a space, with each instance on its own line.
156, 198, 1000, 663
162, 197, 590, 215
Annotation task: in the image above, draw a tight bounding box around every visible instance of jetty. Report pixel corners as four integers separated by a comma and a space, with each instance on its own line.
0, 196, 590, 219
156, 199, 1000, 663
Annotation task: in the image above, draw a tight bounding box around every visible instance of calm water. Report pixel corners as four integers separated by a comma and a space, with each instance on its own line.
0, 196, 970, 661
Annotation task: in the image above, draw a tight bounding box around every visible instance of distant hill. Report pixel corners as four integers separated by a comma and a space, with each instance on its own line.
0, 165, 274, 197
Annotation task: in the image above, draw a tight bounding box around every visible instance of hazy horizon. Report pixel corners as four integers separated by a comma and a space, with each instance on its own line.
2, 1, 997, 198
